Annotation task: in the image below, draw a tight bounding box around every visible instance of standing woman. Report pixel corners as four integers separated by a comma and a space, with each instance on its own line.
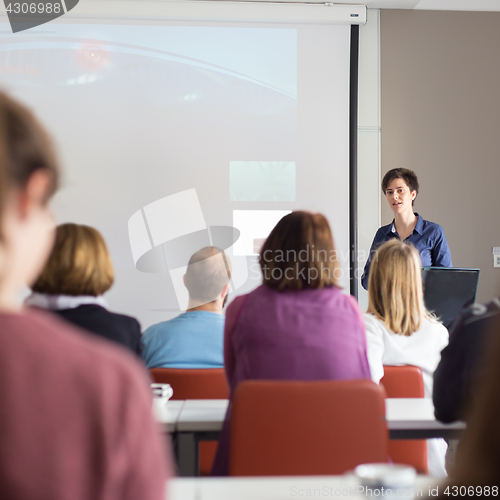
211, 211, 371, 475
0, 92, 171, 499
364, 239, 449, 477
361, 168, 452, 290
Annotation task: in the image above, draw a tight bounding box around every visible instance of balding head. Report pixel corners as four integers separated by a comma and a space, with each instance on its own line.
184, 247, 231, 305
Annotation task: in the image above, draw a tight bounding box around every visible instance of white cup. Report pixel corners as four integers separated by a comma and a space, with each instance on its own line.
151, 383, 173, 404
354, 464, 417, 499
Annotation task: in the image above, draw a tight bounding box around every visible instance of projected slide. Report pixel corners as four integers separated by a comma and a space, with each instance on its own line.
233, 210, 291, 256
230, 161, 296, 202
0, 18, 350, 327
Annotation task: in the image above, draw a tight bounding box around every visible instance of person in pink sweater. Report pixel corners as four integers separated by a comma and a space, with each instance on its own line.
212, 211, 370, 475
0, 91, 173, 499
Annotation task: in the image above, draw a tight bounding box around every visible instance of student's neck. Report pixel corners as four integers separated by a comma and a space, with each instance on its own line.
0, 284, 24, 312
394, 210, 417, 230
186, 300, 223, 314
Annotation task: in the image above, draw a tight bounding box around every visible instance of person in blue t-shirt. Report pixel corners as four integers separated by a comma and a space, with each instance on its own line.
361, 168, 452, 290
142, 247, 231, 369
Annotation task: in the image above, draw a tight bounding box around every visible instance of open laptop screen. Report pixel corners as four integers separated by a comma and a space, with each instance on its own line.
421, 267, 480, 330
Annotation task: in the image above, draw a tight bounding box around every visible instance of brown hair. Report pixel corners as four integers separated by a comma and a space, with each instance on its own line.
367, 239, 432, 336
259, 211, 340, 291
0, 91, 59, 237
184, 246, 231, 304
32, 223, 114, 296
381, 168, 419, 206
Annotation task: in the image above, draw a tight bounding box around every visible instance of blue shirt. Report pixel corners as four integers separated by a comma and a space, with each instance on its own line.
361, 213, 452, 290
141, 311, 224, 369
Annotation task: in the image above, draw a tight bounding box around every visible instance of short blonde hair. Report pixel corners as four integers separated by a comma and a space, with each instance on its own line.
32, 223, 114, 296
259, 211, 340, 291
367, 239, 431, 336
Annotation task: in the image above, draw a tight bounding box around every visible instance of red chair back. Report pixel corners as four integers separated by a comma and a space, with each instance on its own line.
149, 368, 229, 475
229, 379, 388, 476
380, 365, 427, 474
149, 368, 229, 400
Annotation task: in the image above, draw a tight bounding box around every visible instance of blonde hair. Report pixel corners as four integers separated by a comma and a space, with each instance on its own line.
367, 239, 431, 336
32, 223, 114, 296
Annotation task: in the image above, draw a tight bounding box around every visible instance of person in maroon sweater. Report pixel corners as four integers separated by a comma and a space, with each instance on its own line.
0, 91, 173, 499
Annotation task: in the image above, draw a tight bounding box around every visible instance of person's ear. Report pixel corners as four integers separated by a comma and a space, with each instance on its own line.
411, 190, 416, 201
18, 169, 53, 218
221, 283, 230, 298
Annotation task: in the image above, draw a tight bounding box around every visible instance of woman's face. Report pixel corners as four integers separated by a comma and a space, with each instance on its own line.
384, 178, 416, 215
2, 171, 56, 295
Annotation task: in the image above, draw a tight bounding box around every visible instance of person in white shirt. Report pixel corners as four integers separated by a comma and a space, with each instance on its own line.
364, 239, 449, 478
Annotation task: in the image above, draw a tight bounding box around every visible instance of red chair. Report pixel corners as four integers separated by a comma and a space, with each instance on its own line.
149, 368, 229, 475
380, 365, 427, 474
229, 379, 388, 476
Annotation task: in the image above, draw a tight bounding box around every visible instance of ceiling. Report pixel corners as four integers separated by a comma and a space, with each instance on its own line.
331, 0, 500, 11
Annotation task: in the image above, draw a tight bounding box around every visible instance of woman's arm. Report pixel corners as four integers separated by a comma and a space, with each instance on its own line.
431, 226, 452, 267
361, 228, 386, 290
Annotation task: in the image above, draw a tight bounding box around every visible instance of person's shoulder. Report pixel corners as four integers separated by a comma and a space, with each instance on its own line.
375, 223, 392, 239
419, 216, 444, 233
142, 315, 179, 338
76, 304, 139, 324
363, 312, 386, 333
456, 299, 500, 329
422, 316, 449, 341
8, 309, 147, 381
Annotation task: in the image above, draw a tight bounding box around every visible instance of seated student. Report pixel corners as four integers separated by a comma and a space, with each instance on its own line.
26, 223, 143, 357
211, 211, 371, 475
0, 91, 171, 499
433, 298, 500, 424
363, 239, 449, 477
435, 315, 500, 491
142, 246, 231, 369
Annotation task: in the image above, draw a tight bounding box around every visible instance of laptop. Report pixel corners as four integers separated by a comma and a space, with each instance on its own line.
421, 267, 480, 330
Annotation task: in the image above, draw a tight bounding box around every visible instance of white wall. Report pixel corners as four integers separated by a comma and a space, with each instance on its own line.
357, 8, 381, 310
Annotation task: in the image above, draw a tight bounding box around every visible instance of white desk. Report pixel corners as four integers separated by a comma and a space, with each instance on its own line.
168, 475, 444, 500
154, 400, 185, 433
160, 398, 465, 476
386, 399, 465, 439
176, 399, 229, 432
161, 398, 465, 437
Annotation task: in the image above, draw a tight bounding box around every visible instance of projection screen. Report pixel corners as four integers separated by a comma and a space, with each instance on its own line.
0, 4, 364, 329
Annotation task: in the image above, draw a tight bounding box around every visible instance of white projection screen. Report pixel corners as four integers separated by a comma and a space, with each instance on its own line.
0, 7, 359, 329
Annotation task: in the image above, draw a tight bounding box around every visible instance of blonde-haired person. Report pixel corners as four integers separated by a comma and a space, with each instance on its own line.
26, 223, 143, 356
0, 91, 171, 499
364, 239, 449, 477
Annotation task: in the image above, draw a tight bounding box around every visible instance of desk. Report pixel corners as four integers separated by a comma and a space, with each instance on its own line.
161, 398, 465, 476
154, 400, 184, 433
168, 475, 443, 500
386, 399, 465, 439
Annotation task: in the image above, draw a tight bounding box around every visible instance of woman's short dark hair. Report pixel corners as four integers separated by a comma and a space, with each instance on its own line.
381, 168, 419, 199
259, 211, 340, 291
0, 91, 60, 239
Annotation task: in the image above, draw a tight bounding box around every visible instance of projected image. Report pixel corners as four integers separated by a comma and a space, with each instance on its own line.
233, 210, 291, 256
128, 188, 247, 311
230, 161, 296, 202
0, 19, 351, 324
